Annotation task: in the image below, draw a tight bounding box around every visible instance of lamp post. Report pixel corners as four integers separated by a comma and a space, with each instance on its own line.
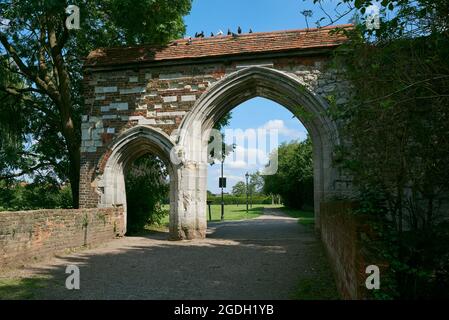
250, 184, 253, 209
245, 172, 249, 214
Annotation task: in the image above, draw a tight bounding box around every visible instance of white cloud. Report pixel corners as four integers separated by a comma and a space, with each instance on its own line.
227, 175, 246, 182
227, 160, 247, 169
259, 119, 306, 140
225, 145, 269, 169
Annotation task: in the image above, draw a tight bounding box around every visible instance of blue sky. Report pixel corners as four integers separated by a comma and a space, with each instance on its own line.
207, 98, 308, 194
184, 0, 357, 194
184, 0, 348, 37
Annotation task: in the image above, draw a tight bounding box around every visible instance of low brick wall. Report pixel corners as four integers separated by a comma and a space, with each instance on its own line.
0, 207, 124, 270
320, 201, 371, 299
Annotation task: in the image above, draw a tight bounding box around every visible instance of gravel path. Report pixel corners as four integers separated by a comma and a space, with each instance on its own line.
0, 208, 337, 300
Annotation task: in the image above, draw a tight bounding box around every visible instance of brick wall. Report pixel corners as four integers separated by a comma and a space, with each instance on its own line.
320, 201, 372, 299
0, 207, 124, 270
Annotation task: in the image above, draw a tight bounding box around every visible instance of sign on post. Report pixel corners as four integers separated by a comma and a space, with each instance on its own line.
219, 177, 227, 188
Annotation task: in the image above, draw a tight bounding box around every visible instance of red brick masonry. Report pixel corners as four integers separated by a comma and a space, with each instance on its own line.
0, 207, 124, 270
320, 202, 373, 299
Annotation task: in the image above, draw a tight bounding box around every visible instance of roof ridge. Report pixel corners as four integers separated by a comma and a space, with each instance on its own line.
85, 24, 352, 67
91, 24, 353, 53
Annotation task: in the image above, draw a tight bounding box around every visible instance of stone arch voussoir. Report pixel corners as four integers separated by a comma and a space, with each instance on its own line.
177, 66, 342, 231
98, 125, 179, 235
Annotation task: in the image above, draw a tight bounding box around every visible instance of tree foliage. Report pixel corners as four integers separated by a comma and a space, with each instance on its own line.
0, 0, 192, 207
232, 181, 246, 196
125, 154, 169, 234
0, 180, 72, 211
263, 138, 313, 210
231, 172, 264, 196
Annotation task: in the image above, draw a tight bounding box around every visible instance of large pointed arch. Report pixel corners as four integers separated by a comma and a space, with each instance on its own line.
177, 66, 341, 228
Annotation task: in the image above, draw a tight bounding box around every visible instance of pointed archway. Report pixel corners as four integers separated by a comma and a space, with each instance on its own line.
174, 66, 342, 238
97, 125, 180, 236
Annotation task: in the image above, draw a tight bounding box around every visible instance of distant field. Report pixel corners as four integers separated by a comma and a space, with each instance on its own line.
279, 207, 315, 227
205, 204, 283, 222
146, 204, 282, 232
145, 204, 313, 232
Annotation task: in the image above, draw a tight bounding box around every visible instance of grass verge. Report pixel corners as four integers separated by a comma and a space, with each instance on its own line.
0, 276, 50, 300
279, 207, 315, 227
143, 204, 281, 233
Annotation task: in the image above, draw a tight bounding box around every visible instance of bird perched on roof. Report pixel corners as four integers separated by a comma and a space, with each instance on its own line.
216, 29, 224, 36
249, 29, 253, 33
227, 28, 232, 35
238, 26, 242, 34
187, 37, 192, 45
198, 31, 204, 38
210, 32, 214, 37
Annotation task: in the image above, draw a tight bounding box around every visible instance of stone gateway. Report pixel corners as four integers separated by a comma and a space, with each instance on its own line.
80, 25, 352, 239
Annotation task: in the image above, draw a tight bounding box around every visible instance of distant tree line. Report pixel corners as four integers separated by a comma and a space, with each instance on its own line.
263, 138, 314, 210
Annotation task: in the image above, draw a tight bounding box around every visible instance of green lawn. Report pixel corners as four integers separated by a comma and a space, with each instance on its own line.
145, 204, 282, 232
144, 204, 313, 233
0, 277, 50, 300
206, 204, 281, 222
279, 207, 315, 227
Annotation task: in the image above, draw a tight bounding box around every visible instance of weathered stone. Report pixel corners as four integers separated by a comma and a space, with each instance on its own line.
159, 72, 184, 80
156, 111, 186, 117
163, 96, 178, 103
107, 102, 129, 111
95, 86, 117, 94
80, 46, 349, 242
102, 115, 118, 120
120, 87, 145, 95
181, 95, 196, 102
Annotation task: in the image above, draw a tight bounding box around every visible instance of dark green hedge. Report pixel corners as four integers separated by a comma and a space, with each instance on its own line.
207, 195, 272, 205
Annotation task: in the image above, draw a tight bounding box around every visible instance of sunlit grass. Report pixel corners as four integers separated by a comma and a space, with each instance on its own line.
0, 277, 51, 300
144, 204, 283, 233
279, 207, 315, 227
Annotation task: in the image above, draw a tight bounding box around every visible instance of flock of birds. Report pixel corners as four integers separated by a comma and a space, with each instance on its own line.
181, 27, 255, 45
194, 27, 253, 38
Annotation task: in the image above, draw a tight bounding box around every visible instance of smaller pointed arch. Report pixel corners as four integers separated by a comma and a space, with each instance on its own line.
99, 125, 178, 234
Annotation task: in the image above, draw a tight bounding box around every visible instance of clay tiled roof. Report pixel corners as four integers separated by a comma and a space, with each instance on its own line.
85, 24, 352, 68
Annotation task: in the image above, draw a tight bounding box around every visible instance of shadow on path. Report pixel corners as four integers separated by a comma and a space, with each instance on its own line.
0, 208, 338, 300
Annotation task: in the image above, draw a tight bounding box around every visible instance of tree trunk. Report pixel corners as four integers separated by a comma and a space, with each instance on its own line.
68, 143, 80, 208
49, 27, 80, 208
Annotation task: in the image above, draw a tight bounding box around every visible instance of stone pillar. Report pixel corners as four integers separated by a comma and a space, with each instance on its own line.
169, 161, 207, 240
